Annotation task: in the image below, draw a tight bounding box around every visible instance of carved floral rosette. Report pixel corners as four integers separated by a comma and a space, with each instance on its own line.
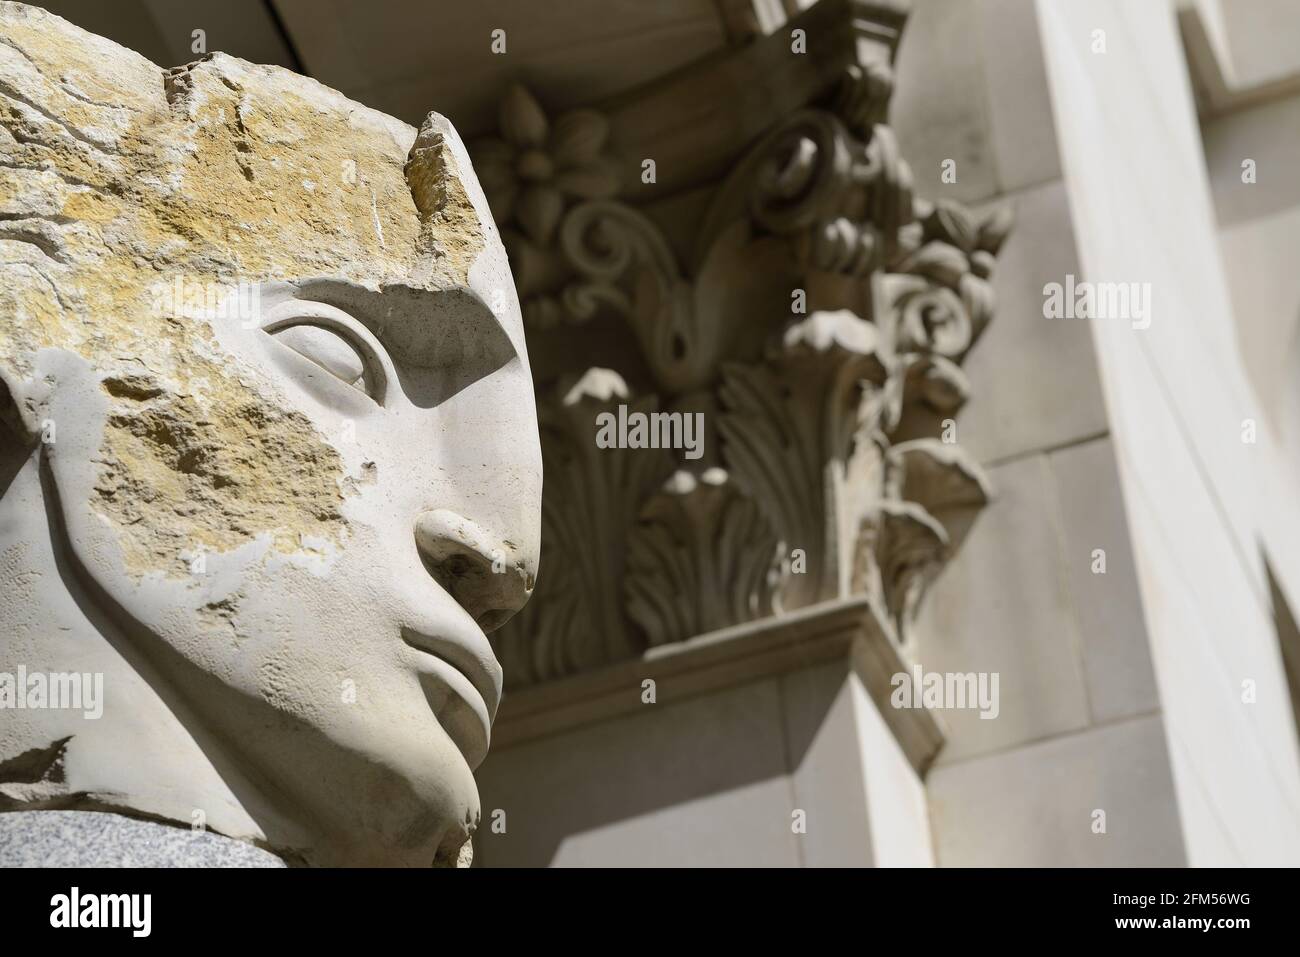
481, 65, 1012, 688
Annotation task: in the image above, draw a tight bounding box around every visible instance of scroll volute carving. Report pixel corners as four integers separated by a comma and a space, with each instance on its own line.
694, 105, 914, 283
882, 199, 1013, 442
473, 86, 798, 397
553, 204, 799, 395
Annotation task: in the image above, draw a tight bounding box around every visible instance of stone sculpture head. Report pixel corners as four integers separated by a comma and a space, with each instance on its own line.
0, 4, 540, 865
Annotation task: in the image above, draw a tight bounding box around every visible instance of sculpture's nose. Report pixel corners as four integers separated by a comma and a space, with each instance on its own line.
414, 509, 535, 633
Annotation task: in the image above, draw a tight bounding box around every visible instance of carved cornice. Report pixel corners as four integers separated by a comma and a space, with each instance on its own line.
486, 0, 1011, 688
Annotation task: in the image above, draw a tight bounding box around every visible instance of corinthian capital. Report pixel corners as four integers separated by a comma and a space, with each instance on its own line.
476, 0, 1012, 684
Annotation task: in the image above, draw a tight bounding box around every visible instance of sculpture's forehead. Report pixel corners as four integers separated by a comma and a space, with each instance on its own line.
9, 48, 423, 288
2, 6, 489, 328
148, 54, 424, 285
1, 5, 500, 374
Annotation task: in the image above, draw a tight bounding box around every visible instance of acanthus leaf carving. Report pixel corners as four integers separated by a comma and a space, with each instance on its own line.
718, 309, 892, 609
853, 499, 950, 646
626, 467, 786, 647
851, 438, 992, 645
492, 368, 675, 687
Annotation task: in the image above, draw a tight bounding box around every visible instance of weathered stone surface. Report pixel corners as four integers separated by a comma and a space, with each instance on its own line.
0, 2, 541, 867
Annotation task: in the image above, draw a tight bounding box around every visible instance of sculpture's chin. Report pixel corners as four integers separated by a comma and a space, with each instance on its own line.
308, 723, 481, 867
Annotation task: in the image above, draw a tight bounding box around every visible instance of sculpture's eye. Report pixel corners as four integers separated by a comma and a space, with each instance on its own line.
260, 308, 390, 408
271, 323, 373, 395
261, 300, 392, 409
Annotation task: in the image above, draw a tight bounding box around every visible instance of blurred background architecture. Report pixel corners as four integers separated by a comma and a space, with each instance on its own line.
35, 0, 1300, 866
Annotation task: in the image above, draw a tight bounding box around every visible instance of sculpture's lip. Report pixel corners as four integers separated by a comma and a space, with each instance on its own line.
400, 622, 501, 764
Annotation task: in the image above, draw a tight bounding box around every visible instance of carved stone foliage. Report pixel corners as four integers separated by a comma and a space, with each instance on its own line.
495, 368, 674, 686
717, 309, 894, 610
626, 468, 785, 647
486, 46, 1012, 688
474, 84, 621, 249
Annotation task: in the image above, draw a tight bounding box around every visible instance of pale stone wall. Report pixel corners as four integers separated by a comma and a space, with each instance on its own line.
894, 0, 1300, 870
1199, 17, 1300, 500
885, 0, 1185, 867
1198, 7, 1300, 735
1038, 0, 1300, 866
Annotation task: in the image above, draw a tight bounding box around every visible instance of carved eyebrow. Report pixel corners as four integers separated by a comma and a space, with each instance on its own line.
286, 278, 517, 409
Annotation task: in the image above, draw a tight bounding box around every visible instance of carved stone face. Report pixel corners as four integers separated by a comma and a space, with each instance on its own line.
0, 6, 540, 865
